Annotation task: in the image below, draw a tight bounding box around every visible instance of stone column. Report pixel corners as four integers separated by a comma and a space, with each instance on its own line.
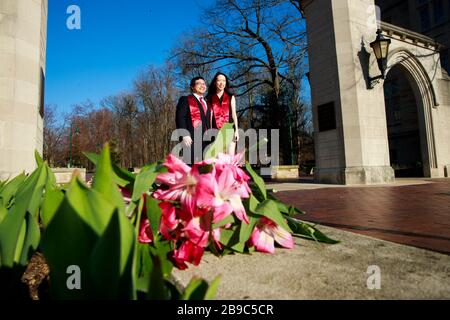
0, 0, 47, 180
303, 0, 395, 184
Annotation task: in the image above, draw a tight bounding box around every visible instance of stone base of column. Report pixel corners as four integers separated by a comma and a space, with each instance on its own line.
315, 166, 395, 185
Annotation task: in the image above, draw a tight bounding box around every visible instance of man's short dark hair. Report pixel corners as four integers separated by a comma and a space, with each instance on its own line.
190, 76, 206, 92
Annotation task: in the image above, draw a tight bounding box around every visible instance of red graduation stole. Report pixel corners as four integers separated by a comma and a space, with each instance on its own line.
187, 95, 202, 128
210, 92, 230, 129
187, 95, 212, 129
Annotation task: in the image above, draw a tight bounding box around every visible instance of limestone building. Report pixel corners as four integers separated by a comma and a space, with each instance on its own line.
375, 0, 450, 73
0, 0, 47, 180
303, 0, 450, 184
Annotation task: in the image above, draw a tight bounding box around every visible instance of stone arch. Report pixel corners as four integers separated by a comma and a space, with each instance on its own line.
384, 48, 438, 175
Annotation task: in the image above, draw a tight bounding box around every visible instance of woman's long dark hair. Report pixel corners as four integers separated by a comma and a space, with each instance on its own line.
206, 72, 234, 98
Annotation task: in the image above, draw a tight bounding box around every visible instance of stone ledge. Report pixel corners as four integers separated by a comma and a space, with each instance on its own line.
51, 167, 86, 184
270, 165, 299, 179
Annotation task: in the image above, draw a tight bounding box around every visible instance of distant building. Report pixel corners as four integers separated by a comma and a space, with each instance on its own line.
376, 0, 450, 73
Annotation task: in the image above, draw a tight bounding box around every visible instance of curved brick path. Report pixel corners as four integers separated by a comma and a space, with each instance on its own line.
274, 179, 450, 254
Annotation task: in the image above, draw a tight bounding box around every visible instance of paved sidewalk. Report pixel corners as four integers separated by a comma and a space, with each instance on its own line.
172, 225, 450, 299
273, 178, 450, 254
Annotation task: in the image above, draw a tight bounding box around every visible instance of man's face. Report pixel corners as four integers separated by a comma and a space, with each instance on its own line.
192, 79, 207, 95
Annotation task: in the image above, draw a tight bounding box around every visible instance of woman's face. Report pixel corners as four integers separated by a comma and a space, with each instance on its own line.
215, 74, 227, 92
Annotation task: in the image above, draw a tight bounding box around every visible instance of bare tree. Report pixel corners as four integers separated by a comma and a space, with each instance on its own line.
43, 104, 67, 167
134, 63, 179, 164
171, 0, 309, 164
172, 0, 307, 99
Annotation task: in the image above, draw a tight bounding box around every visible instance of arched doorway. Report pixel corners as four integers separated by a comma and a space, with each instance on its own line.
383, 65, 424, 177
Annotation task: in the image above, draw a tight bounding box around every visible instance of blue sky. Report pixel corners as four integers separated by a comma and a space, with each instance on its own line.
45, 0, 208, 114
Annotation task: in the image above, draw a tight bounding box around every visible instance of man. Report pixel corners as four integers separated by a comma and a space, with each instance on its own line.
175, 76, 215, 164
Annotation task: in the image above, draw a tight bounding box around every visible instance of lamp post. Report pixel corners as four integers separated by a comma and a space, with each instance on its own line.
286, 105, 296, 165
68, 123, 80, 168
369, 29, 391, 88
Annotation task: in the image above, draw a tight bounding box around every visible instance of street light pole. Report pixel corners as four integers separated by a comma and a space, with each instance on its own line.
68, 123, 79, 168
286, 105, 295, 165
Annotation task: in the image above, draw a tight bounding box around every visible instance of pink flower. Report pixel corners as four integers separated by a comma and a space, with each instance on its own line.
248, 217, 294, 254
181, 207, 218, 248
196, 164, 250, 224
171, 240, 205, 270
214, 152, 251, 191
138, 219, 154, 244
153, 154, 202, 218
159, 202, 179, 230
119, 186, 132, 204
182, 216, 211, 248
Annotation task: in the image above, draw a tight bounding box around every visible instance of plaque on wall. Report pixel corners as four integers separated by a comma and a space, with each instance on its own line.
317, 101, 336, 132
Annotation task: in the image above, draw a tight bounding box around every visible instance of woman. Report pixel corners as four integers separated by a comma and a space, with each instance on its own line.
206, 72, 239, 154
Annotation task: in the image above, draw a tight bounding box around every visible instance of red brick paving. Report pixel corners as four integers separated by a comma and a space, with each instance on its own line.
274, 179, 450, 254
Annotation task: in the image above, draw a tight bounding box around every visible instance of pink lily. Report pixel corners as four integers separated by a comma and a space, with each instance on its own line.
138, 218, 154, 244
153, 154, 202, 217
196, 165, 250, 224
171, 240, 205, 270
248, 217, 294, 254
214, 152, 251, 192
181, 207, 221, 248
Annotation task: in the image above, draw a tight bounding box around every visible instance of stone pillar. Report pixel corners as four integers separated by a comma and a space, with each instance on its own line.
0, 0, 47, 180
303, 0, 395, 184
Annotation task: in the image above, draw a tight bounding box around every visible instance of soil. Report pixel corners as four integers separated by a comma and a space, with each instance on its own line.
21, 252, 50, 300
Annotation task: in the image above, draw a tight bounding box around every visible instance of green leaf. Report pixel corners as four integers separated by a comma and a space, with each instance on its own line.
62, 178, 115, 236
0, 164, 46, 267
40, 196, 99, 298
289, 205, 306, 216
92, 144, 126, 217
254, 199, 292, 233
0, 173, 26, 208
18, 212, 40, 266
285, 216, 339, 244
149, 239, 174, 278
146, 195, 162, 237
135, 243, 153, 293
84, 151, 134, 187
267, 192, 305, 216
204, 276, 221, 300
34, 150, 44, 167
45, 164, 58, 191
219, 225, 242, 252
181, 277, 210, 300
25, 166, 48, 218
147, 255, 171, 300
40, 188, 64, 228
238, 214, 258, 245
0, 205, 7, 225
248, 194, 260, 213
132, 169, 157, 202
212, 214, 235, 229
90, 210, 136, 299
245, 162, 267, 199
111, 163, 137, 187
204, 123, 235, 159
83, 151, 99, 166
13, 217, 26, 264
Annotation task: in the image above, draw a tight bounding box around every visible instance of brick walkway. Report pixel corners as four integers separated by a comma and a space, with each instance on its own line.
274, 179, 450, 254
